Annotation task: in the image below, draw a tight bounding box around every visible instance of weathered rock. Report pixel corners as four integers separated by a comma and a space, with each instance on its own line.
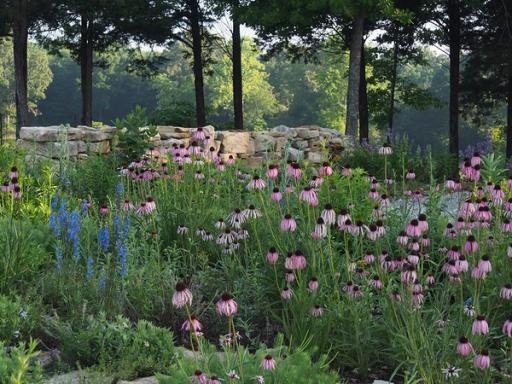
79, 126, 112, 142
286, 147, 304, 161
118, 377, 159, 384
20, 126, 83, 142
306, 151, 323, 163
252, 133, 275, 152
157, 126, 191, 139
274, 137, 288, 152
271, 124, 291, 133
294, 126, 320, 139
291, 139, 307, 150
200, 125, 215, 136
246, 156, 265, 167
218, 131, 252, 154
18, 140, 79, 158
46, 370, 112, 384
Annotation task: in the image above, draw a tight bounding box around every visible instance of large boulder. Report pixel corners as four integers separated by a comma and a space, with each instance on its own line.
20, 126, 83, 142
217, 131, 252, 154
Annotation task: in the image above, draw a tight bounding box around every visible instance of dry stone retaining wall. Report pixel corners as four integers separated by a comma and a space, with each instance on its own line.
17, 124, 351, 165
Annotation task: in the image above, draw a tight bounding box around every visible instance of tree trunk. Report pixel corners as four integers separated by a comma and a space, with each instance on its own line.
80, 12, 93, 126
189, 0, 206, 127
358, 43, 369, 144
448, 0, 460, 156
345, 15, 365, 137
232, 0, 243, 130
12, 0, 29, 138
507, 53, 512, 159
388, 39, 398, 143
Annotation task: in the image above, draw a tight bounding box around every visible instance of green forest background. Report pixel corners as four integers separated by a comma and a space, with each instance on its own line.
0, 37, 500, 152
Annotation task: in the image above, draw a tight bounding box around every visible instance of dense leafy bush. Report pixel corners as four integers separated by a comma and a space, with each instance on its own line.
0, 295, 37, 346
46, 313, 176, 379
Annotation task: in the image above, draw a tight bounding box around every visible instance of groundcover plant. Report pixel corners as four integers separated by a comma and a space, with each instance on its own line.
0, 135, 511, 384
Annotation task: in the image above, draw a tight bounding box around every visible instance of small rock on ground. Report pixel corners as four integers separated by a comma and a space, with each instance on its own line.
118, 377, 158, 384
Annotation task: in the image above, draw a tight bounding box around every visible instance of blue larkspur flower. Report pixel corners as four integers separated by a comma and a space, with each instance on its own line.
86, 256, 94, 281
98, 227, 110, 252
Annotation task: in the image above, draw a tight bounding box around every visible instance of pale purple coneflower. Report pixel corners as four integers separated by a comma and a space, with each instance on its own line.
195, 170, 205, 180
287, 162, 301, 179
378, 143, 392, 155
319, 161, 333, 176
216, 293, 237, 316
312, 218, 327, 239
217, 229, 237, 245
406, 169, 416, 180
280, 214, 297, 232
464, 235, 479, 253
284, 184, 294, 193
474, 350, 490, 369
122, 199, 134, 211
9, 166, 18, 179
172, 282, 193, 308
99, 205, 109, 215
472, 315, 489, 335
500, 284, 512, 300
370, 275, 383, 289
281, 287, 294, 300
426, 274, 435, 285
448, 246, 460, 261
406, 219, 422, 237
177, 225, 188, 235
409, 240, 420, 252
215, 219, 225, 229
202, 231, 214, 241
407, 251, 420, 265
501, 219, 512, 233
401, 265, 417, 284
321, 204, 336, 225
368, 188, 379, 200
364, 251, 375, 264
471, 266, 487, 280
285, 271, 295, 283
421, 234, 430, 247
456, 256, 469, 273
271, 188, 282, 202
502, 318, 512, 337
266, 164, 278, 179
192, 370, 208, 384
228, 208, 247, 227
226, 155, 236, 165
478, 255, 492, 273
337, 209, 352, 228
311, 305, 323, 317
391, 290, 402, 301
457, 337, 473, 356
308, 277, 319, 292
397, 231, 409, 247
411, 291, 424, 305
299, 186, 318, 206
247, 175, 266, 190
341, 164, 352, 177
244, 204, 262, 219
309, 176, 323, 188
182, 314, 202, 332
261, 355, 276, 370
266, 247, 278, 264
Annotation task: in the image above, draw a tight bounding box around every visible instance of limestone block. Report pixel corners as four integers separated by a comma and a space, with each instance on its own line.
78, 126, 113, 141
294, 126, 320, 139
286, 147, 304, 161
253, 132, 275, 152
218, 131, 252, 154
20, 126, 83, 142
157, 126, 191, 139
246, 156, 264, 167
306, 151, 323, 163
